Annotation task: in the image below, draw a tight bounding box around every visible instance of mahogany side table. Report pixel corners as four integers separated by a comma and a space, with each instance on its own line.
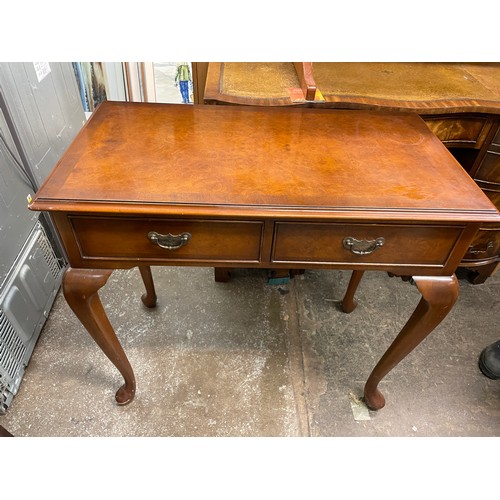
29, 101, 500, 410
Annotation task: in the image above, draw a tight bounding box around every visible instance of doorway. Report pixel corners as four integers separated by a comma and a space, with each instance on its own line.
152, 62, 193, 104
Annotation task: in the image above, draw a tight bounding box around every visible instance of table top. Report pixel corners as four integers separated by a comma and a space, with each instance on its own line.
314, 63, 500, 101
30, 101, 499, 223
205, 63, 500, 113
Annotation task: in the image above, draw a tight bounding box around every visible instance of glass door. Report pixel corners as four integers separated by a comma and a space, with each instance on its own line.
152, 62, 193, 104
72, 62, 195, 110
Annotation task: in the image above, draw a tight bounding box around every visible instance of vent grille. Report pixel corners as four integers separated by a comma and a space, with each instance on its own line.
0, 310, 26, 383
37, 228, 64, 279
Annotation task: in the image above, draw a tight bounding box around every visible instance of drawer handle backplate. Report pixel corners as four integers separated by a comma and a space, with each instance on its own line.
343, 236, 385, 255
148, 231, 191, 250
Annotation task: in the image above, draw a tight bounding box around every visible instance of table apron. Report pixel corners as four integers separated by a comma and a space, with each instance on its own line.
52, 213, 479, 276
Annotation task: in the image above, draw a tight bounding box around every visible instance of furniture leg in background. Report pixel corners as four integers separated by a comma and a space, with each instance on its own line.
139, 266, 158, 308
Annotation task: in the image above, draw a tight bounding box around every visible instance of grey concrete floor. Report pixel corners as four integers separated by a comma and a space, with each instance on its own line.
1, 266, 499, 437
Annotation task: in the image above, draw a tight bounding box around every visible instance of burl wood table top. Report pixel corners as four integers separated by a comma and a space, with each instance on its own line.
32, 101, 497, 223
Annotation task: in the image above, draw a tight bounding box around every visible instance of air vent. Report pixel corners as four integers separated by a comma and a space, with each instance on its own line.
37, 228, 64, 280
0, 310, 26, 382
0, 310, 27, 413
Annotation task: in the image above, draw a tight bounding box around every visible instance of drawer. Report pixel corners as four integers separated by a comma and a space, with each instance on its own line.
463, 227, 500, 261
423, 115, 489, 148
272, 222, 464, 266
474, 149, 500, 183
70, 216, 263, 262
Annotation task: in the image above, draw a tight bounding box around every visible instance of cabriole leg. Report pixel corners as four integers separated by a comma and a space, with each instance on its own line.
63, 267, 136, 405
364, 274, 459, 410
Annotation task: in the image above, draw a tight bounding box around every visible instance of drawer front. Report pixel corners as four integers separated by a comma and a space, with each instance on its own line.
272, 223, 464, 266
424, 116, 488, 147
70, 217, 263, 262
463, 227, 500, 261
474, 149, 500, 183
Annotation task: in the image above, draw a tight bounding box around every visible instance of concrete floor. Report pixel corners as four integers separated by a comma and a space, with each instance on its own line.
1, 265, 499, 437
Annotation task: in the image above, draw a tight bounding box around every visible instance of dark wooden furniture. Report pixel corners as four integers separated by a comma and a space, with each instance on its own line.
204, 62, 500, 283
29, 101, 500, 411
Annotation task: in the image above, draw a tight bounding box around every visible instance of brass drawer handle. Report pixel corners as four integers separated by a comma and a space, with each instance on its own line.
148, 231, 191, 250
468, 241, 494, 255
343, 236, 385, 255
